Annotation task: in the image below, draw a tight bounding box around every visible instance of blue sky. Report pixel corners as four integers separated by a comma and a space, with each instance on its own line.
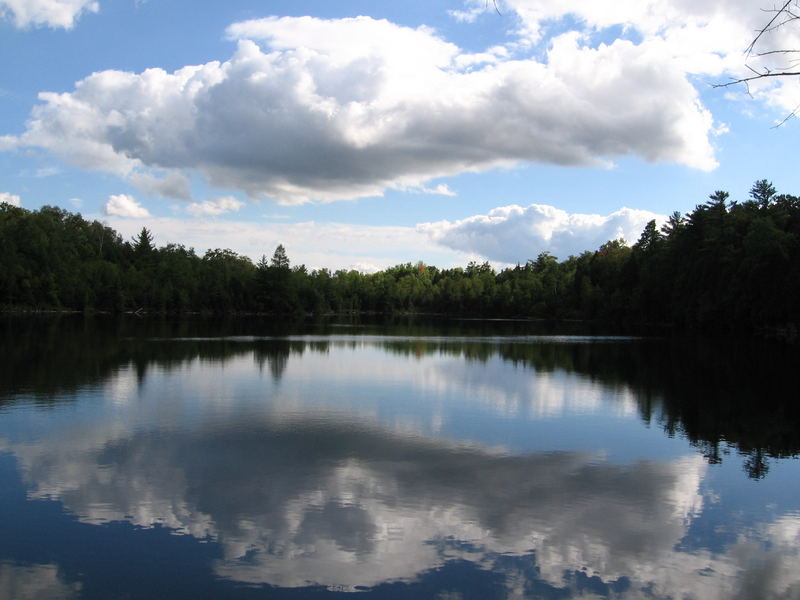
2, 0, 799, 270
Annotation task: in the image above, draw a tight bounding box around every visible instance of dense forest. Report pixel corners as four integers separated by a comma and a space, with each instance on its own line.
1, 180, 799, 335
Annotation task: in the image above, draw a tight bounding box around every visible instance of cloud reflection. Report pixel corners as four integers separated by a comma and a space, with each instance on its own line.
0, 563, 81, 600
2, 332, 799, 598
7, 413, 798, 598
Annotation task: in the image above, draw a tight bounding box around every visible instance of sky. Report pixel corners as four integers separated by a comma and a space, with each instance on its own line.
1, 0, 799, 271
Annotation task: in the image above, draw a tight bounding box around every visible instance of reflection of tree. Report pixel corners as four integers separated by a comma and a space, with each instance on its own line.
743, 449, 770, 480
2, 316, 798, 479
0, 315, 128, 401
0, 315, 323, 403
378, 333, 800, 478
651, 338, 800, 479
258, 345, 289, 383
252, 340, 318, 383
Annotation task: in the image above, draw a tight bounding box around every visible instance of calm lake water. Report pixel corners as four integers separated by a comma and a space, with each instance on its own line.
1, 316, 799, 599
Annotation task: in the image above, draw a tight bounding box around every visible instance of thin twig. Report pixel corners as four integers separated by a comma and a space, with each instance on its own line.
754, 49, 800, 56
747, 0, 794, 56
772, 101, 800, 127
713, 70, 800, 88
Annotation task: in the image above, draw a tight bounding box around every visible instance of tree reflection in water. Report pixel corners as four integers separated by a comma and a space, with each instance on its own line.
2, 316, 797, 477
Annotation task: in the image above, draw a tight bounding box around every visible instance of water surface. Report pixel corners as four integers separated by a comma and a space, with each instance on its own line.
1, 316, 798, 599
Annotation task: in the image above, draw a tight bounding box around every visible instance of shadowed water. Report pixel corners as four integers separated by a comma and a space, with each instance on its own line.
1, 316, 798, 599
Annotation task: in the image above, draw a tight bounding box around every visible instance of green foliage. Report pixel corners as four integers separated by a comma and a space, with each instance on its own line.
2, 181, 799, 333
270, 244, 290, 270
750, 179, 776, 208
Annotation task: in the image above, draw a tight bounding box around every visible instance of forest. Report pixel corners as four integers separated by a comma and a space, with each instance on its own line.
1, 179, 799, 336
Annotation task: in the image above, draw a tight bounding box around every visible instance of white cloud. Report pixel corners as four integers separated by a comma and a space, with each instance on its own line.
4, 15, 718, 205
454, 45, 509, 69
498, 0, 800, 114
100, 215, 462, 271
0, 135, 16, 151
128, 171, 192, 201
402, 183, 457, 197
103, 193, 150, 218
447, 0, 489, 23
34, 166, 61, 177
186, 195, 245, 217
419, 203, 665, 262
0, 0, 98, 29
423, 184, 456, 196
0, 192, 21, 207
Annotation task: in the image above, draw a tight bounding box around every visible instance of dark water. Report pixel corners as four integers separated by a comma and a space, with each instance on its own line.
1, 316, 799, 599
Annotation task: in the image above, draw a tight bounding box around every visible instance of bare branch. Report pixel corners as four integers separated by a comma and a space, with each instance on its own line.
754, 49, 800, 56
746, 0, 795, 56
714, 70, 800, 88
715, 1, 800, 126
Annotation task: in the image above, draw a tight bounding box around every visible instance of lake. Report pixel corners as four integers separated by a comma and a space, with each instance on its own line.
1, 316, 798, 599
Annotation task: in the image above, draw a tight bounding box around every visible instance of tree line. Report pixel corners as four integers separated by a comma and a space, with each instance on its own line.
1, 179, 799, 334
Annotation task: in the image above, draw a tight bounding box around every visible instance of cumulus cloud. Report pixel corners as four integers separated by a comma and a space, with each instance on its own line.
419, 203, 665, 262
186, 195, 244, 217
498, 0, 800, 114
103, 193, 150, 218
0, 0, 98, 29
4, 15, 719, 205
0, 192, 21, 207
